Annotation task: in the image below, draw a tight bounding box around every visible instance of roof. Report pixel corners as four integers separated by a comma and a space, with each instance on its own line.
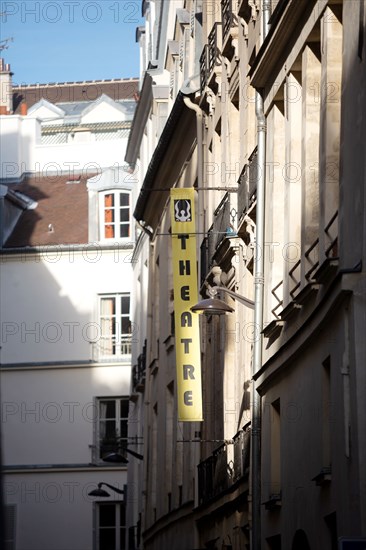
125, 72, 154, 165
12, 79, 139, 114
3, 174, 93, 248
29, 95, 137, 127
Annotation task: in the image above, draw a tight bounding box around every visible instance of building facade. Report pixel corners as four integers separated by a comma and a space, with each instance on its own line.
126, 0, 365, 549
0, 64, 139, 550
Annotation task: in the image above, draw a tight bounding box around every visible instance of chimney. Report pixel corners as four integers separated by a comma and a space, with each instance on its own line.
0, 58, 14, 115
20, 102, 28, 116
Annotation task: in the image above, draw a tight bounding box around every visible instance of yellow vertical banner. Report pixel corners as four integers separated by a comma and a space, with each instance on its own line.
170, 188, 203, 421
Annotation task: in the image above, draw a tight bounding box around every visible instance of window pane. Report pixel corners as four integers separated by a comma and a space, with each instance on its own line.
99, 505, 116, 527
105, 194, 115, 208
121, 318, 130, 335
119, 505, 126, 525
120, 399, 129, 418
119, 225, 129, 238
121, 296, 130, 315
100, 401, 116, 419
101, 298, 116, 315
99, 528, 116, 550
119, 194, 129, 207
119, 421, 127, 439
105, 209, 115, 223
104, 195, 115, 240
119, 528, 126, 550
101, 420, 118, 439
105, 225, 115, 239
119, 209, 129, 222
100, 317, 116, 336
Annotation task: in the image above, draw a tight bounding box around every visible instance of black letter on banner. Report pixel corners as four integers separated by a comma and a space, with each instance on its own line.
179, 260, 191, 276
181, 286, 190, 300
181, 338, 192, 353
178, 235, 189, 250
181, 312, 192, 327
184, 391, 193, 406
183, 365, 195, 379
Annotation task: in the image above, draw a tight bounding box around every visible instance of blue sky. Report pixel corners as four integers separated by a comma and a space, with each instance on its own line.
0, 1, 144, 84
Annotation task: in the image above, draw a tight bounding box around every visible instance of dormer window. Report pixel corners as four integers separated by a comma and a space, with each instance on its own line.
100, 190, 131, 240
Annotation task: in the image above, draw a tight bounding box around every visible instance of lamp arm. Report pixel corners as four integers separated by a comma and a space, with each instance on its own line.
210, 286, 255, 310
100, 482, 124, 495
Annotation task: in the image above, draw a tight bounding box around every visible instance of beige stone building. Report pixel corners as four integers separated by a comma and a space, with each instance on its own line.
126, 0, 366, 548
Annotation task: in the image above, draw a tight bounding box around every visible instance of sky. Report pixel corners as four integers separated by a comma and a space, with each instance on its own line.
0, 1, 144, 84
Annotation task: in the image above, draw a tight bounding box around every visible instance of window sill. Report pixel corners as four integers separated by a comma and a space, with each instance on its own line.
262, 493, 282, 510
312, 467, 332, 486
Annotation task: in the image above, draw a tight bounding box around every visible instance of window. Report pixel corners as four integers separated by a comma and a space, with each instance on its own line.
97, 397, 129, 460
99, 294, 131, 358
100, 190, 131, 240
97, 502, 126, 550
270, 399, 281, 496
4, 505, 16, 550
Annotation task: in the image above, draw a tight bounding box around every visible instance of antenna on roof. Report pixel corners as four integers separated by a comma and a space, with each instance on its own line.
0, 37, 14, 52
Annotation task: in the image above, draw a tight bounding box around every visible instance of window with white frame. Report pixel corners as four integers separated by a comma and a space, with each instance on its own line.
97, 397, 129, 460
99, 190, 131, 240
99, 294, 131, 358
96, 502, 126, 550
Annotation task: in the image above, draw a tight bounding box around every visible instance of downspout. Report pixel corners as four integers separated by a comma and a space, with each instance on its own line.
251, 2, 271, 550
183, 94, 205, 276
183, 96, 203, 189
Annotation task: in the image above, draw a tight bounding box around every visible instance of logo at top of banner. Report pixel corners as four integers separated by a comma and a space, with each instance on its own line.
174, 199, 192, 222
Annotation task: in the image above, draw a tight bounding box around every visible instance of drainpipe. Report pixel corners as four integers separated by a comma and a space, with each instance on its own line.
183, 94, 205, 269
183, 95, 203, 189
251, 2, 271, 550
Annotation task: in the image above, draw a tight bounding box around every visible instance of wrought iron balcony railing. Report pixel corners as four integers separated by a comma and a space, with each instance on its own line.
197, 443, 229, 505
198, 426, 251, 506
237, 148, 258, 222
222, 0, 234, 41
200, 23, 222, 94
200, 194, 232, 283
132, 340, 147, 392
232, 426, 251, 482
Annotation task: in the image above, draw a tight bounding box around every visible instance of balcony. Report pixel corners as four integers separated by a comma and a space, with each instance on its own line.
199, 23, 222, 95
237, 148, 258, 225
200, 193, 234, 284
222, 0, 234, 42
232, 426, 251, 482
197, 443, 229, 505
221, 0, 239, 63
132, 340, 147, 393
93, 335, 132, 362
197, 426, 251, 506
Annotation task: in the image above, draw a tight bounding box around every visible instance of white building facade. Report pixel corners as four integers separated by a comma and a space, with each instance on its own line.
1, 66, 139, 550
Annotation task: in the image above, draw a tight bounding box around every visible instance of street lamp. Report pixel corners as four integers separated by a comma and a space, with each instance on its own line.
102, 448, 144, 463
88, 482, 125, 497
190, 285, 255, 314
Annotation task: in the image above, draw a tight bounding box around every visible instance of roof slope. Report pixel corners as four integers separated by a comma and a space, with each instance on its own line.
13, 79, 139, 113
4, 174, 92, 248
